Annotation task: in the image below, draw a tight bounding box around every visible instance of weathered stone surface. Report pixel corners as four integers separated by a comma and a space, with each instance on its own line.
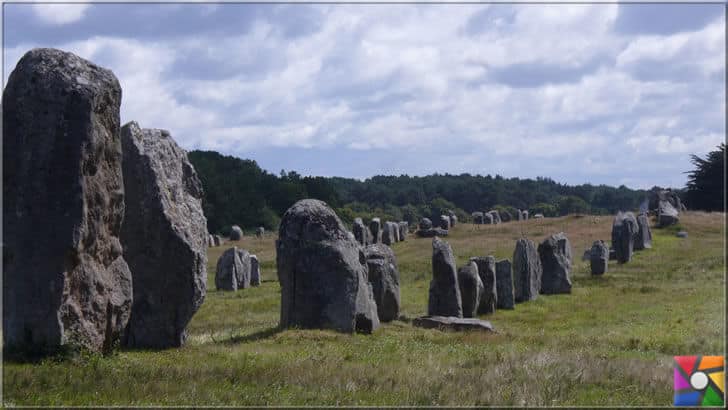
256, 227, 265, 238
609, 248, 617, 261
120, 122, 207, 349
230, 225, 243, 240
2, 48, 132, 353
495, 260, 514, 309
382, 221, 397, 245
538, 233, 572, 294
419, 217, 433, 230
589, 240, 608, 275
472, 212, 484, 224
513, 238, 542, 302
634, 213, 652, 250
446, 210, 458, 227
581, 249, 591, 261
416, 227, 449, 238
649, 189, 684, 213
213, 235, 222, 247
364, 244, 401, 322
353, 217, 370, 246
676, 231, 688, 238
398, 221, 409, 241
470, 256, 497, 314
439, 215, 451, 230
276, 199, 379, 333
457, 261, 483, 318
612, 212, 638, 263
215, 247, 250, 291
412, 316, 495, 332
658, 200, 680, 227
250, 255, 261, 286
369, 218, 382, 244
501, 211, 512, 222
428, 237, 463, 317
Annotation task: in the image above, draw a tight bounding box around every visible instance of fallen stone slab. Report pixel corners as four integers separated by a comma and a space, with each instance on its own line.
412, 316, 495, 332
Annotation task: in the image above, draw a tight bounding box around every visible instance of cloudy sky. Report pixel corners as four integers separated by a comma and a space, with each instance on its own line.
3, 1, 725, 189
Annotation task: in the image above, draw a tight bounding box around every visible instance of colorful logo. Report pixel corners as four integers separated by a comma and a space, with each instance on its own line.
674, 355, 724, 406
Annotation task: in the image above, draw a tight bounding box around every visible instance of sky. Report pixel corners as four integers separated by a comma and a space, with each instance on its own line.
2, 1, 725, 189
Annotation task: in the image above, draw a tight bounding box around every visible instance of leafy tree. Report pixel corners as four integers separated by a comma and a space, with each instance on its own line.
686, 143, 725, 211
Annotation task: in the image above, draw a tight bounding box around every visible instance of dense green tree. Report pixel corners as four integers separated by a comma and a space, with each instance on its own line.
686, 143, 725, 211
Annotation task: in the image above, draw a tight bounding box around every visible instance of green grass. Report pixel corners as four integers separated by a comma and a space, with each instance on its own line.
2, 212, 725, 406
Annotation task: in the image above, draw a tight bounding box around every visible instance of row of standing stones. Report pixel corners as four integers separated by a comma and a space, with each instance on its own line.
3, 49, 208, 353
205, 225, 265, 248
274, 198, 579, 334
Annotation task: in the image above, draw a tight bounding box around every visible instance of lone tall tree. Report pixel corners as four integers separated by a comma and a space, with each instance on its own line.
686, 143, 725, 211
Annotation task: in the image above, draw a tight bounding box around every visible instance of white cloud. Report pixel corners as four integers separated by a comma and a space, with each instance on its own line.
2, 3, 724, 188
31, 3, 90, 25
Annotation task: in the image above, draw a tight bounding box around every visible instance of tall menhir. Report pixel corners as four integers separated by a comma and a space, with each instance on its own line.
2, 48, 133, 353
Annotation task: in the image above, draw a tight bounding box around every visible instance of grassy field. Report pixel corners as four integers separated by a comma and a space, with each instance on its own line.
2, 212, 725, 406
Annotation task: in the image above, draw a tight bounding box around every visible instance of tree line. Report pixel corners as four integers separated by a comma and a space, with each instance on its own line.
188, 147, 724, 235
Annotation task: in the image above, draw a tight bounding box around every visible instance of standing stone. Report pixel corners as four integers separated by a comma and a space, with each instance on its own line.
419, 217, 433, 230
495, 260, 515, 309
534, 213, 544, 219
208, 234, 215, 247
447, 210, 458, 227
589, 240, 608, 275
470, 257, 497, 314
120, 122, 207, 349
353, 217, 370, 246
213, 235, 222, 247
250, 255, 261, 286
369, 218, 382, 244
517, 210, 523, 221
398, 221, 409, 241
230, 225, 243, 241
472, 212, 484, 224
364, 244, 401, 322
658, 200, 679, 227
513, 238, 542, 302
215, 247, 249, 291
2, 48, 132, 353
522, 210, 529, 220
390, 221, 401, 242
256, 227, 265, 238
457, 261, 483, 318
634, 213, 652, 250
538, 233, 573, 294
428, 237, 463, 317
440, 215, 451, 230
612, 212, 638, 263
382, 221, 398, 246
485, 213, 494, 224
276, 199, 379, 333
501, 210, 512, 222
487, 210, 502, 224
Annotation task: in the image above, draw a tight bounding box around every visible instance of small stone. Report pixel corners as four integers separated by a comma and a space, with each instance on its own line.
412, 316, 495, 332
250, 255, 261, 286
230, 225, 243, 240
589, 240, 608, 275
